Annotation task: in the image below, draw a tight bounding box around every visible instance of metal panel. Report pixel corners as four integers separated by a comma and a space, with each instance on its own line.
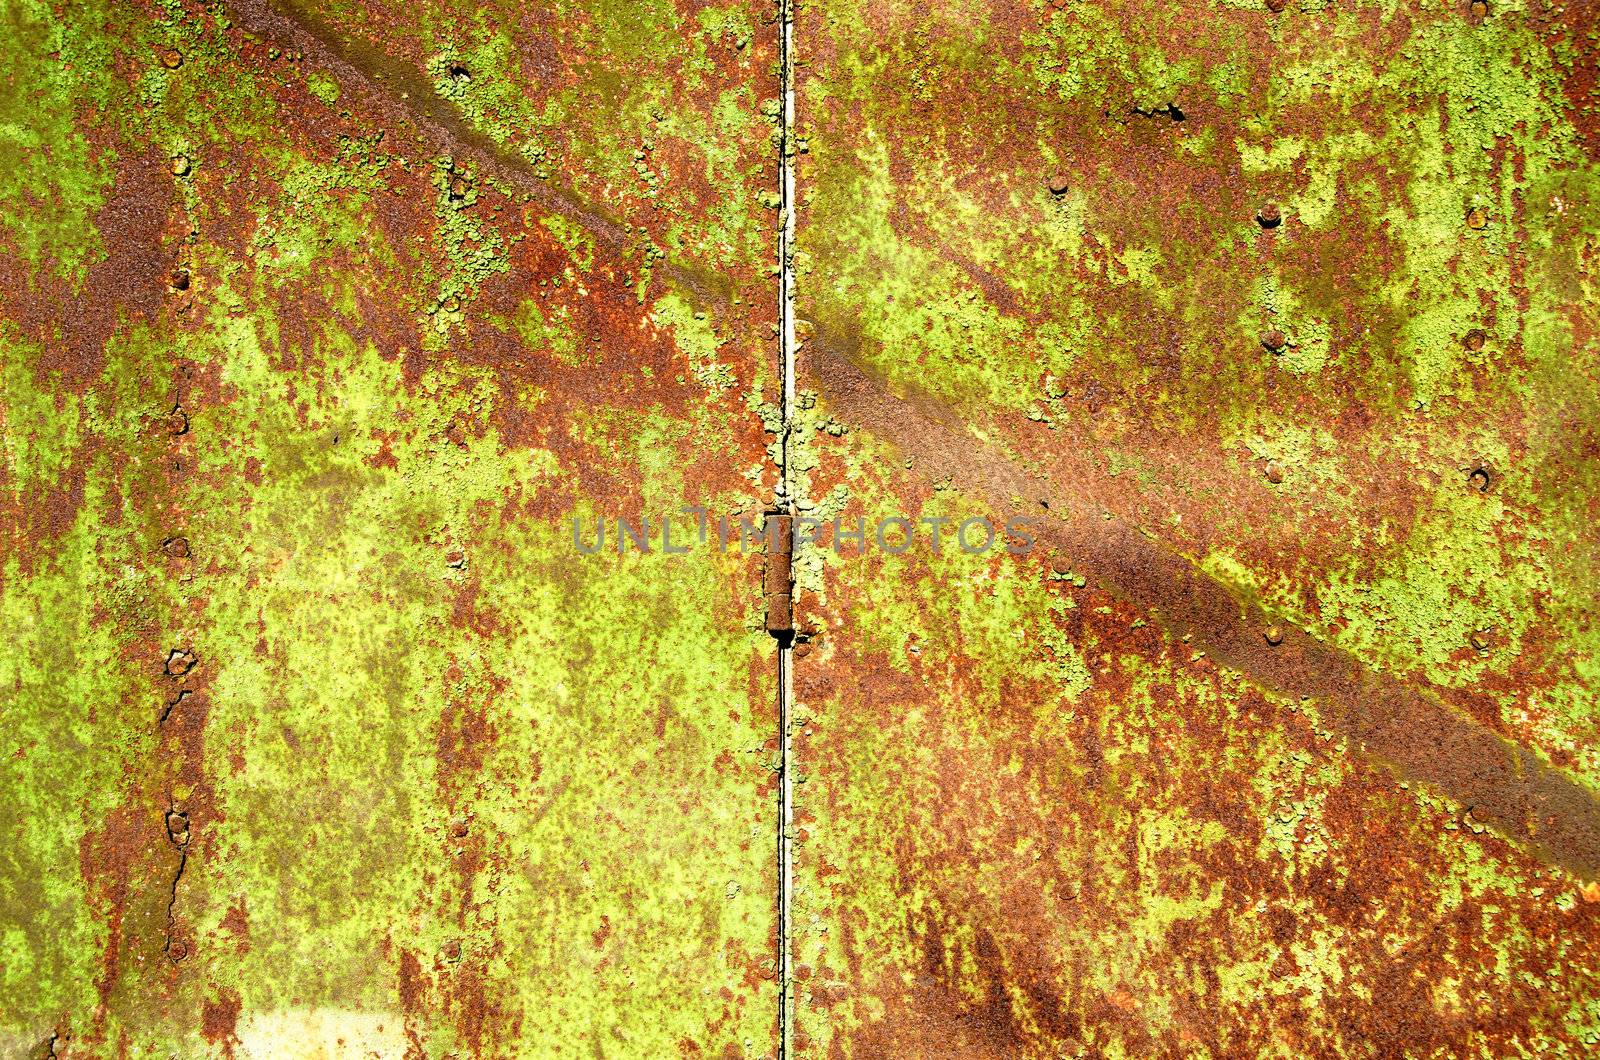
790, 0, 1600, 1054
0, 0, 779, 1055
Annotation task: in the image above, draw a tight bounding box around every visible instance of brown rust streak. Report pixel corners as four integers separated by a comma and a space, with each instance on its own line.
805, 326, 1600, 881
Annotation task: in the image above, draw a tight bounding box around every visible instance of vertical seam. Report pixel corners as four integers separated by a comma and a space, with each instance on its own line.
775, 0, 798, 1049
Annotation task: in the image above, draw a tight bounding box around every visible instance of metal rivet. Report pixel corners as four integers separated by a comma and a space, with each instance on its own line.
1048, 173, 1070, 195
1468, 467, 1491, 492
1470, 630, 1491, 651
1260, 329, 1287, 352
1265, 460, 1285, 484
166, 407, 190, 436
1257, 203, 1282, 228
1263, 625, 1284, 646
1462, 328, 1486, 351
171, 155, 190, 177
1466, 206, 1489, 230
162, 537, 191, 559
168, 268, 191, 292
167, 940, 189, 962
159, 48, 183, 70
1470, 0, 1488, 16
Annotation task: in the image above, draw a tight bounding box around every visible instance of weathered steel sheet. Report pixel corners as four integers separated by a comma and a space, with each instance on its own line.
791, 0, 1600, 1055
0, 0, 779, 1056
9, 0, 1600, 1055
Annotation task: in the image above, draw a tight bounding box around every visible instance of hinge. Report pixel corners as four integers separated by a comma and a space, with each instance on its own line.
763, 511, 794, 642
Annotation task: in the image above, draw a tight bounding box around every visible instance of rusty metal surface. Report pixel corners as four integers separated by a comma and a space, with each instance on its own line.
789, 0, 1600, 1056
6, 0, 1600, 1057
1, 0, 779, 1055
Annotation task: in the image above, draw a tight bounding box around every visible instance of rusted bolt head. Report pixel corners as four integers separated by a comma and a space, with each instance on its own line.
1469, 466, 1492, 492
1260, 329, 1287, 352
1265, 460, 1285, 484
792, 641, 813, 659
1470, 630, 1491, 651
167, 811, 189, 842
166, 407, 190, 436
1257, 203, 1282, 227
1047, 173, 1070, 196
165, 649, 197, 676
450, 817, 470, 838
445, 549, 466, 569
442, 940, 462, 961
168, 940, 189, 962
168, 268, 191, 292
449, 176, 469, 199
1465, 206, 1489, 230
162, 537, 191, 559
1462, 328, 1486, 351
171, 155, 191, 177
159, 48, 183, 69
1263, 624, 1285, 646
1469, 0, 1488, 16
1266, 0, 1288, 11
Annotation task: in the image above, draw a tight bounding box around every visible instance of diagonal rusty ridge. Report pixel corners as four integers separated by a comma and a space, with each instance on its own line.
805, 324, 1600, 881
223, 0, 741, 309
227, 0, 1600, 881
